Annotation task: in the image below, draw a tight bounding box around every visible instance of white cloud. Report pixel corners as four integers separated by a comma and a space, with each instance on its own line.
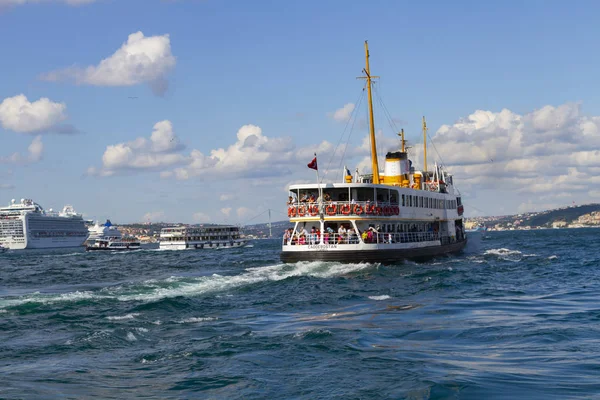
423, 102, 600, 206
219, 194, 236, 201
192, 212, 211, 222
0, 183, 15, 189
236, 206, 252, 219
41, 31, 176, 96
328, 103, 355, 122
0, 95, 67, 133
1, 136, 43, 164
142, 211, 165, 222
220, 207, 231, 216
91, 120, 187, 176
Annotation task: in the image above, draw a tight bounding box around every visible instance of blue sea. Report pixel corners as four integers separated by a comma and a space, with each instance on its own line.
1, 229, 600, 399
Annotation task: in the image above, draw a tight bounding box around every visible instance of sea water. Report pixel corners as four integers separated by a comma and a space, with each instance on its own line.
1, 229, 600, 399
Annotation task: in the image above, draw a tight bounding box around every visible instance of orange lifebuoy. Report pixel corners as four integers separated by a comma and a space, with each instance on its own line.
341, 204, 351, 215
394, 206, 400, 215
297, 206, 306, 216
326, 204, 337, 215
365, 204, 374, 214
375, 206, 383, 215
308, 205, 319, 216
354, 204, 363, 215
288, 206, 296, 217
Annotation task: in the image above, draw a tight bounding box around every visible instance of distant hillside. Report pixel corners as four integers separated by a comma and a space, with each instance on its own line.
522, 203, 600, 227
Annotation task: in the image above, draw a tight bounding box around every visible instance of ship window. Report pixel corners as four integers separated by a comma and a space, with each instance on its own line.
420, 197, 423, 208
402, 194, 405, 207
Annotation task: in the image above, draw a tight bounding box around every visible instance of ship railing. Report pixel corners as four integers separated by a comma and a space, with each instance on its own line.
282, 231, 440, 246
285, 201, 400, 218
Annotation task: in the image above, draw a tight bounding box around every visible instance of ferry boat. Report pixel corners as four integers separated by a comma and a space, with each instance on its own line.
159, 225, 248, 250
85, 220, 141, 251
85, 219, 122, 244
0, 198, 88, 250
86, 236, 141, 251
280, 42, 467, 263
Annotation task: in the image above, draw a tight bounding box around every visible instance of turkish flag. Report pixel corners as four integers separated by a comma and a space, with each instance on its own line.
307, 157, 318, 170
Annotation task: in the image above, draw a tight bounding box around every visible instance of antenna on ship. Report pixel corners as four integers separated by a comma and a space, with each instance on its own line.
358, 40, 380, 184
267, 209, 272, 238
422, 116, 428, 172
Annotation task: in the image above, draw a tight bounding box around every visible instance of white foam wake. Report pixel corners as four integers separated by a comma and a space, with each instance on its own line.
0, 261, 375, 310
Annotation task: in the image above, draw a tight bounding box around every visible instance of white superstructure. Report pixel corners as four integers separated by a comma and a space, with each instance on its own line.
159, 225, 248, 250
87, 220, 122, 243
0, 198, 88, 250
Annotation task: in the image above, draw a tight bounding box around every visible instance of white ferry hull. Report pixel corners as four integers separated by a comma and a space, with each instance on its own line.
160, 239, 248, 251
281, 239, 467, 263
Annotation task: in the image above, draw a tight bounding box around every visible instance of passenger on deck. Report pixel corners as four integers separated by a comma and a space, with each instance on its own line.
287, 196, 295, 205
300, 193, 308, 203
324, 193, 332, 202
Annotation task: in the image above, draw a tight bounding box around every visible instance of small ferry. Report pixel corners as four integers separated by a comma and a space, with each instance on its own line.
85, 220, 141, 251
280, 42, 467, 264
159, 225, 248, 250
86, 236, 141, 251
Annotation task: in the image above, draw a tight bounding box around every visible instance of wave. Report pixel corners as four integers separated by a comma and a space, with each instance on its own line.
368, 295, 391, 301
0, 261, 376, 310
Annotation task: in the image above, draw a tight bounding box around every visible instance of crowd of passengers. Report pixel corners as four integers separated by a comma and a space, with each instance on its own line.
287, 192, 397, 206
282, 223, 448, 245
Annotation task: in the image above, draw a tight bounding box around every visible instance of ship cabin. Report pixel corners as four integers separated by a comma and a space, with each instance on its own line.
285, 176, 464, 248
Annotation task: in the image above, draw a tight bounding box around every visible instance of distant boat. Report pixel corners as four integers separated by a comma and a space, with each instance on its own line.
85, 220, 141, 251
159, 225, 249, 250
0, 198, 87, 250
466, 225, 487, 233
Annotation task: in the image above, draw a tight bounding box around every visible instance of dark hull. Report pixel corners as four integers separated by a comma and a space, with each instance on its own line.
280, 239, 467, 264
86, 247, 140, 251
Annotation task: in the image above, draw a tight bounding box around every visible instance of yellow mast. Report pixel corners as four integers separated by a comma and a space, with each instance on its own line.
359, 41, 380, 184
422, 116, 428, 172
400, 128, 406, 152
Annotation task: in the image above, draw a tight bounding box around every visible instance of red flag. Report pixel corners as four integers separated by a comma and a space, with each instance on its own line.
307, 157, 318, 170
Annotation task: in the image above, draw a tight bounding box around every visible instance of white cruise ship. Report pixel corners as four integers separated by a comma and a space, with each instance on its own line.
0, 198, 88, 250
159, 225, 248, 250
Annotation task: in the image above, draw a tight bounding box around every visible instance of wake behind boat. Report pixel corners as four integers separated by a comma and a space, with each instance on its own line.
280, 42, 467, 264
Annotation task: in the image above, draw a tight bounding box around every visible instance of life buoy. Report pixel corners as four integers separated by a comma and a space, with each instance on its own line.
429, 183, 439, 192
383, 206, 390, 216
288, 206, 296, 217
341, 204, 351, 215
308, 205, 319, 216
365, 204, 374, 214
354, 204, 364, 215
326, 204, 337, 216
394, 206, 400, 215
297, 206, 306, 216
375, 206, 383, 215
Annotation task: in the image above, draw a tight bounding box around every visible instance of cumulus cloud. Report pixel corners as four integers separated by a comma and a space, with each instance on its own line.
423, 102, 600, 206
328, 103, 355, 122
40, 31, 176, 96
192, 212, 211, 222
0, 136, 43, 164
0, 95, 68, 133
220, 207, 232, 216
89, 120, 187, 176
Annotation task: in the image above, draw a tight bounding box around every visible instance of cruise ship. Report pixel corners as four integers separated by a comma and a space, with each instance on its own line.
0, 198, 88, 249
159, 225, 248, 250
280, 42, 467, 263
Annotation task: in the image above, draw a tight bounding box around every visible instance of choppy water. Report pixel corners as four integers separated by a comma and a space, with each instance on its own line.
1, 229, 600, 399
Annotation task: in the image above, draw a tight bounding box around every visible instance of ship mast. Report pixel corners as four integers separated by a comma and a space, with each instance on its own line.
399, 128, 406, 152
422, 116, 428, 172
359, 41, 380, 184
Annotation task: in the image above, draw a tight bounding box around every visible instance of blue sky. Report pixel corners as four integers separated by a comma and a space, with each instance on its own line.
1, 0, 600, 223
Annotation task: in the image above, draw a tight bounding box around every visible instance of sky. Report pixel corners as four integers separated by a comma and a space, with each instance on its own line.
1, 0, 600, 224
